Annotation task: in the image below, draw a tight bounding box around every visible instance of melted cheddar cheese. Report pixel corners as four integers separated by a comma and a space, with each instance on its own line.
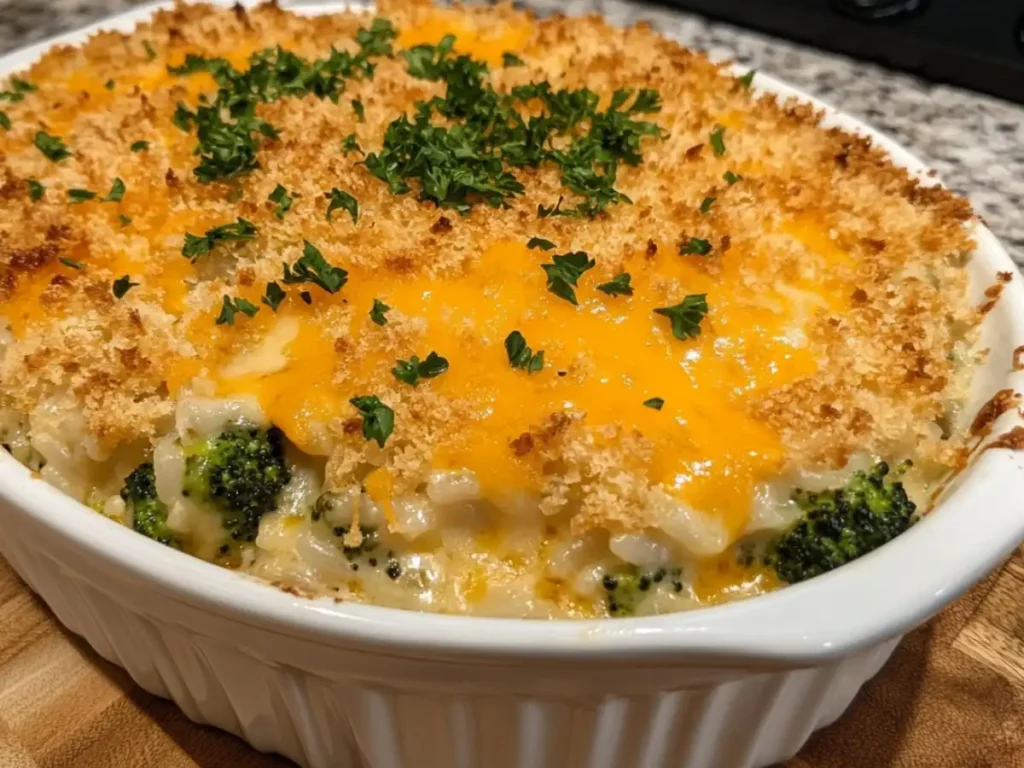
0, 0, 978, 615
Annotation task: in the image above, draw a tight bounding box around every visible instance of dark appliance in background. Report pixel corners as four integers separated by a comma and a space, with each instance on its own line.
654, 0, 1024, 103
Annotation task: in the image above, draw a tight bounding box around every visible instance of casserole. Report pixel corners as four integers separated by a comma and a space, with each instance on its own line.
0, 2, 1022, 767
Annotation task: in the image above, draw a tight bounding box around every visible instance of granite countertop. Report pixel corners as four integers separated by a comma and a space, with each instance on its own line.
1, 0, 1022, 265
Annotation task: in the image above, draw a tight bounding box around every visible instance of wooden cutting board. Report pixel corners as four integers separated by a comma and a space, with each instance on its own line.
0, 551, 1020, 768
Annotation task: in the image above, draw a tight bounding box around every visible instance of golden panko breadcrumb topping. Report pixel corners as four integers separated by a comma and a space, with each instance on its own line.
0, 0, 982, 538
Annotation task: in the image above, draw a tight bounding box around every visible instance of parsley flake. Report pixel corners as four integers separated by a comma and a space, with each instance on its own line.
679, 237, 712, 256
341, 133, 362, 155
700, 196, 716, 214
370, 298, 390, 326
261, 281, 286, 311
351, 98, 365, 122
182, 218, 257, 261
112, 275, 139, 298
215, 295, 259, 325
654, 294, 709, 341
0, 78, 35, 102
502, 52, 525, 67
59, 257, 83, 270
723, 170, 743, 185
26, 179, 44, 201
710, 125, 727, 157
166, 21, 395, 184
299, 290, 313, 305
282, 240, 348, 294
102, 177, 126, 202
349, 395, 394, 447
105, 79, 116, 90
643, 397, 665, 410
34, 131, 70, 162
326, 188, 358, 223
118, 214, 132, 227
143, 41, 157, 61
541, 250, 595, 305
505, 330, 544, 373
68, 188, 96, 204
526, 237, 556, 251
171, 102, 194, 132
392, 351, 449, 386
268, 184, 294, 219
738, 70, 757, 89
130, 140, 149, 152
0, 111, 9, 131
596, 273, 633, 297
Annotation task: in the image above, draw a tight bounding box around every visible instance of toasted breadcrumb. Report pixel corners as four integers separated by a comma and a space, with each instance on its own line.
0, 0, 982, 535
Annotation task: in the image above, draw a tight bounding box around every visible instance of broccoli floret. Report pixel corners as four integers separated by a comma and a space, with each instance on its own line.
600, 566, 684, 617
765, 460, 917, 584
182, 425, 291, 542
120, 462, 180, 548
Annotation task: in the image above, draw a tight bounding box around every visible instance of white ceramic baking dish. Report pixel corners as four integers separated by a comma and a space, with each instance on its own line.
1, 3, 1023, 767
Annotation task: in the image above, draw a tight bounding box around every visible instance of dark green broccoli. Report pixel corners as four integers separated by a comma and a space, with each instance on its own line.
600, 566, 684, 617
765, 460, 917, 584
182, 425, 291, 542
120, 462, 180, 548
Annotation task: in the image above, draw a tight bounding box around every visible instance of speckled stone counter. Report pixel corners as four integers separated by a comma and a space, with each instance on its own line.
2, 0, 1022, 264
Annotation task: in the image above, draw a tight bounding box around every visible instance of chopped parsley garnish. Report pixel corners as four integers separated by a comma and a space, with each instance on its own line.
349, 395, 395, 448
215, 295, 259, 325
643, 397, 665, 410
105, 79, 116, 90
366, 44, 663, 216
167, 20, 395, 184
326, 188, 358, 223
59, 257, 82, 270
299, 290, 313, 304
596, 273, 633, 297
370, 298, 390, 326
541, 250, 595, 305
710, 125, 726, 157
526, 237, 555, 251
392, 352, 449, 386
68, 188, 96, 204
142, 40, 157, 61
341, 133, 362, 155
0, 78, 35, 102
167, 54, 230, 77
738, 69, 757, 89
182, 218, 257, 261
282, 240, 347, 294
130, 140, 150, 152
505, 330, 544, 373
261, 281, 286, 311
171, 102, 194, 132
351, 98, 365, 121
268, 184, 294, 219
118, 214, 132, 227
679, 237, 712, 256
723, 170, 743, 185
102, 177, 126, 202
0, 111, 9, 131
26, 179, 44, 201
502, 52, 525, 67
112, 275, 139, 298
34, 131, 70, 162
654, 294, 709, 341
700, 196, 716, 213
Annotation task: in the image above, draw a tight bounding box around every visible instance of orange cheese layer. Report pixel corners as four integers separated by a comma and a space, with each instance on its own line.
182, 230, 850, 538
2, 15, 851, 546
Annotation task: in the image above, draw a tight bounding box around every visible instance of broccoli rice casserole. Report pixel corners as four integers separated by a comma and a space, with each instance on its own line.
0, 0, 991, 618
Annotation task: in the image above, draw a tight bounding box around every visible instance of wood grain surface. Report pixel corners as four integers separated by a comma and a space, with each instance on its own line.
0, 551, 1019, 768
